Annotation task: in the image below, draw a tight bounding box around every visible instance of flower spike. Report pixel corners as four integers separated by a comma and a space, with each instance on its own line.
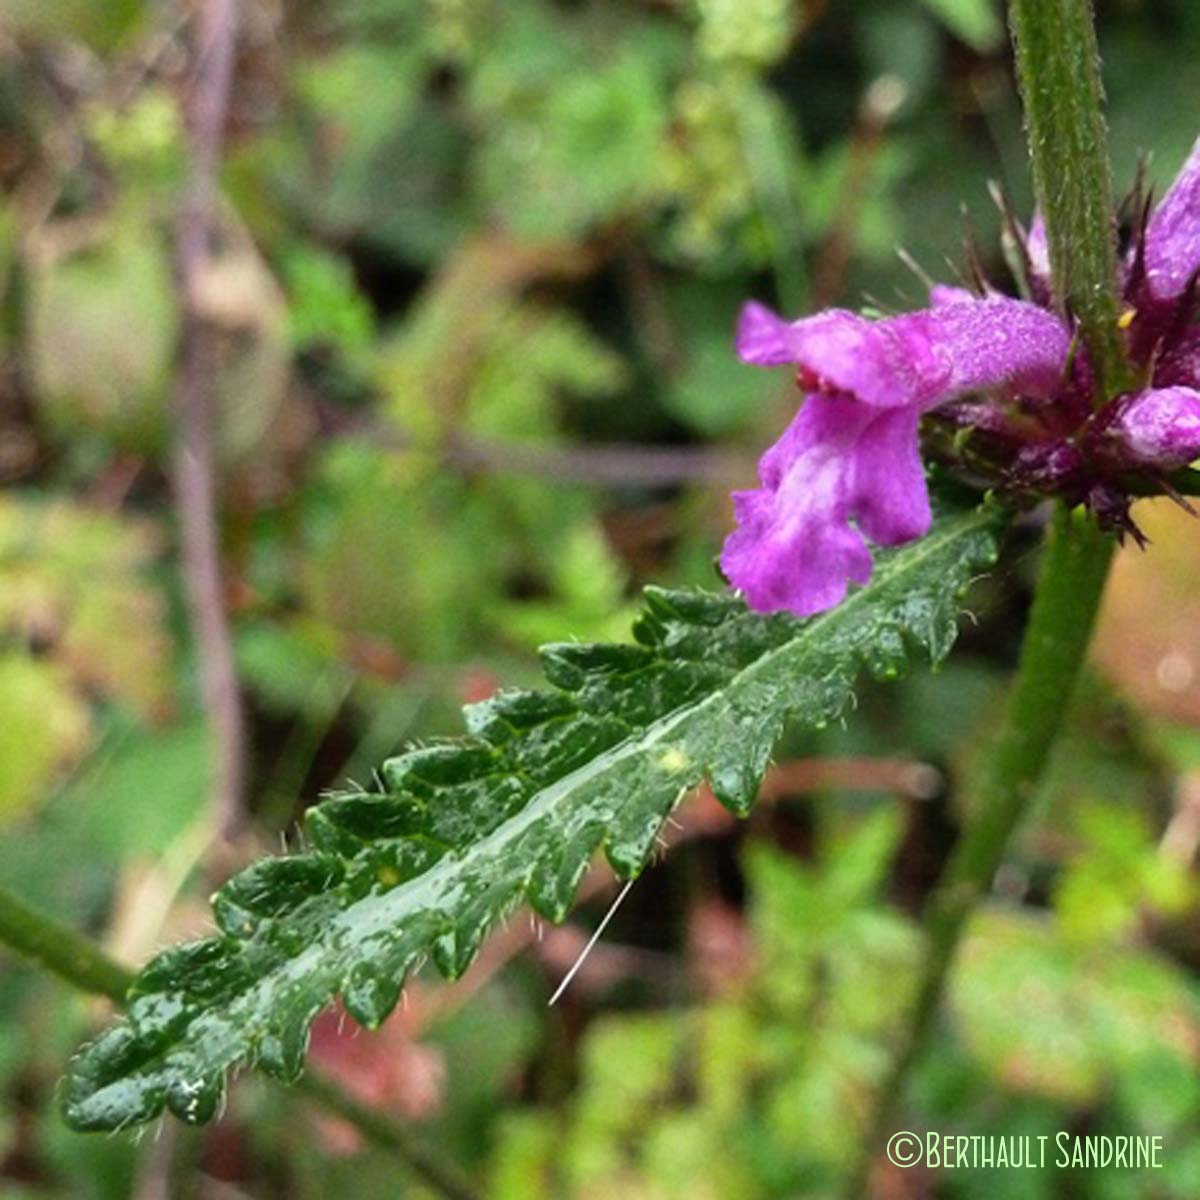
724, 135, 1200, 618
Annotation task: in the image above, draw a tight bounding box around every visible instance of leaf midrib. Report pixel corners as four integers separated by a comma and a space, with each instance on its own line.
108, 505, 1000, 1092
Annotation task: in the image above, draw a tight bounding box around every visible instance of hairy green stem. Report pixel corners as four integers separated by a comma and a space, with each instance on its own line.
0, 885, 479, 1200
1009, 0, 1132, 397
0, 882, 134, 1004
849, 2, 1128, 1192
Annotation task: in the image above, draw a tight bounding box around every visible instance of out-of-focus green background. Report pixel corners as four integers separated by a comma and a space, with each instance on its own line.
4, 1, 1200, 1196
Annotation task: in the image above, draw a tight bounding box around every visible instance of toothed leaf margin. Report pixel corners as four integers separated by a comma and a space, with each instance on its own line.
63, 500, 1007, 1131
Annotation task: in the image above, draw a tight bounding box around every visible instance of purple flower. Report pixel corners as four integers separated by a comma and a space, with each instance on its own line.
1109, 387, 1200, 467
1142, 138, 1200, 301
723, 136, 1200, 617
723, 299, 1070, 615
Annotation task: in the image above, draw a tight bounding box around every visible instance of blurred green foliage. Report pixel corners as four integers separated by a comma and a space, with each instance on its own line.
2, 0, 1200, 1195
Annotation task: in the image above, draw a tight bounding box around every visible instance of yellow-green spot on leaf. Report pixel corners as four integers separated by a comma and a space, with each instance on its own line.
375, 865, 404, 890
657, 747, 690, 776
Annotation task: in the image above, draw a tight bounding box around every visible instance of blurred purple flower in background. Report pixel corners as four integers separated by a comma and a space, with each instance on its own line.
724, 136, 1200, 617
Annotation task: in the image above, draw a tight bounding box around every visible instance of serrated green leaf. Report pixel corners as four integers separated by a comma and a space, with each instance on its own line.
63, 500, 1006, 1132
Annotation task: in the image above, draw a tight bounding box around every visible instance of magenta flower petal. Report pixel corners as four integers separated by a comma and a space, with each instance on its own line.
720, 396, 935, 616
720, 397, 875, 615
1145, 136, 1200, 299
851, 406, 931, 544
735, 301, 797, 365
925, 299, 1070, 400
930, 284, 975, 307
1111, 385, 1200, 468
781, 310, 937, 408
735, 298, 1069, 412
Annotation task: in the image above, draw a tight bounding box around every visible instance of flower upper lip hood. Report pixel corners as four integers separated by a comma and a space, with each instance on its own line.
723, 135, 1200, 618
738, 299, 1071, 410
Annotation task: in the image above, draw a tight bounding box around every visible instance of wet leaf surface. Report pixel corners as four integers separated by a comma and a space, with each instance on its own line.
63, 500, 1006, 1132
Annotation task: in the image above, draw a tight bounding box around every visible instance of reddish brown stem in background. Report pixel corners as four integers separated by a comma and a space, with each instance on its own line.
173, 0, 245, 840
810, 77, 906, 309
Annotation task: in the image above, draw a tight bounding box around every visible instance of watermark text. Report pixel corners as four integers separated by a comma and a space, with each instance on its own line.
886, 1131, 1163, 1171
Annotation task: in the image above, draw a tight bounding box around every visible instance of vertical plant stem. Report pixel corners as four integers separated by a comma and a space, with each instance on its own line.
0, 887, 478, 1200
848, 1, 1129, 1192
1009, 0, 1132, 396
0, 881, 134, 1004
174, 0, 247, 840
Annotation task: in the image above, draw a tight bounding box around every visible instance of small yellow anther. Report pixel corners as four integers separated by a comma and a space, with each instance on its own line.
1117, 308, 1136, 330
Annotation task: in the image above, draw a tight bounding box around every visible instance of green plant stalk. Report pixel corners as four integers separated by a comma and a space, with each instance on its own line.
0, 881, 134, 1004
0, 883, 479, 1200
848, 1, 1130, 1190
1009, 0, 1132, 398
